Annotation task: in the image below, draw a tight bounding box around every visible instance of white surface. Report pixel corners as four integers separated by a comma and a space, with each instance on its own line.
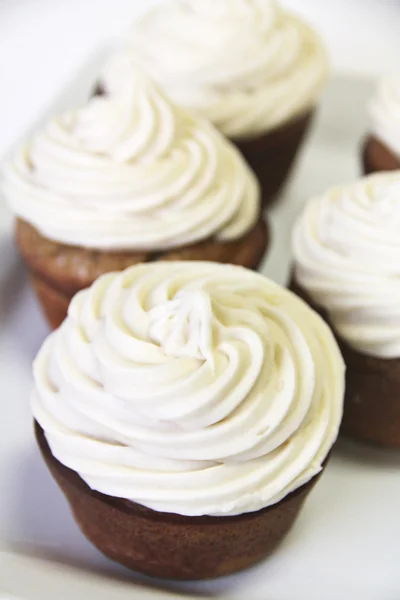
1, 0, 400, 160
1, 50, 400, 599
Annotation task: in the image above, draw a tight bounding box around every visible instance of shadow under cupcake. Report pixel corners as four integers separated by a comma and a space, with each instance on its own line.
98, 0, 329, 207
2, 55, 268, 330
291, 172, 400, 448
32, 261, 344, 580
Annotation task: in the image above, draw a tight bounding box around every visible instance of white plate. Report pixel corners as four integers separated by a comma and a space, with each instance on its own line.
1, 51, 400, 600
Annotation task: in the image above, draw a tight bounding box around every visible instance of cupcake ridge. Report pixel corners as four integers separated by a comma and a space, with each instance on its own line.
32, 261, 344, 517
292, 172, 400, 358
3, 53, 260, 251
114, 0, 328, 138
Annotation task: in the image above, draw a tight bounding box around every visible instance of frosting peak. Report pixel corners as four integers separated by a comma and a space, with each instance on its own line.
148, 289, 215, 365
3, 54, 260, 251
71, 76, 174, 163
32, 261, 344, 517
292, 172, 400, 358
102, 0, 328, 139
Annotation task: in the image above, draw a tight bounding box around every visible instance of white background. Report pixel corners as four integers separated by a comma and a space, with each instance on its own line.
1, 0, 400, 158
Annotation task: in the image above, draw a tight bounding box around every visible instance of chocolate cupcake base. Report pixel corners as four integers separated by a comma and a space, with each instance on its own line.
362, 135, 400, 175
234, 110, 315, 207
16, 217, 269, 329
35, 421, 319, 580
290, 277, 400, 448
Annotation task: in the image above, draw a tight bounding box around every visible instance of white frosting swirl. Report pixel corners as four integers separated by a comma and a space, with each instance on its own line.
293, 172, 400, 358
369, 77, 400, 158
32, 261, 344, 517
2, 54, 259, 251
103, 0, 328, 139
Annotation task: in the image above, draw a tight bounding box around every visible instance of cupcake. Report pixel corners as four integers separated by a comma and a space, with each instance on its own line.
33, 261, 344, 580
363, 78, 400, 175
2, 55, 267, 330
98, 0, 328, 206
292, 172, 400, 447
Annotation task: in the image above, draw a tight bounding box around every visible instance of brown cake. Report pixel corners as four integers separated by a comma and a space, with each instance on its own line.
290, 278, 400, 448
234, 110, 315, 206
31, 262, 344, 580
3, 57, 267, 330
291, 172, 400, 448
98, 0, 328, 207
16, 216, 268, 329
362, 135, 400, 176
35, 422, 318, 580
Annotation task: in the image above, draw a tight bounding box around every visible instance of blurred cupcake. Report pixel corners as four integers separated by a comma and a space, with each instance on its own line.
363, 78, 400, 175
33, 261, 344, 580
2, 55, 266, 330
292, 172, 400, 447
98, 0, 329, 206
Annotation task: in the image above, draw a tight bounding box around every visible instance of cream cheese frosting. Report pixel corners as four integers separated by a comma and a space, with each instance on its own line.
32, 261, 344, 517
2, 54, 259, 251
101, 0, 328, 139
293, 172, 400, 358
369, 77, 400, 158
